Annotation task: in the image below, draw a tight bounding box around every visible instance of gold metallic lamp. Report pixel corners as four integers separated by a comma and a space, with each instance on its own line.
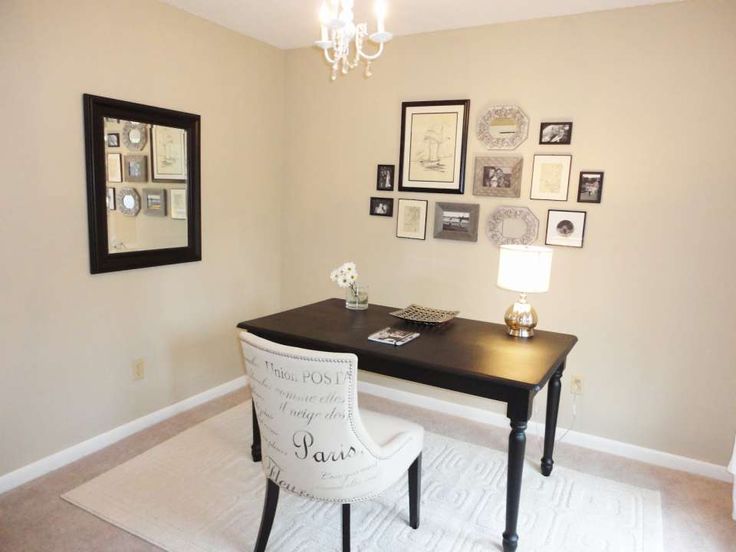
496, 245, 553, 338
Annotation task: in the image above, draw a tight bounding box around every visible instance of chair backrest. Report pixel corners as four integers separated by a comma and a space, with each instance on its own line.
239, 331, 382, 502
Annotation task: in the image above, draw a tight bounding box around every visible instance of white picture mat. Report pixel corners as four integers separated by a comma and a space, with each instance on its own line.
396, 199, 428, 239
169, 189, 187, 219
546, 210, 586, 247
530, 155, 572, 201
152, 125, 187, 181
401, 104, 466, 190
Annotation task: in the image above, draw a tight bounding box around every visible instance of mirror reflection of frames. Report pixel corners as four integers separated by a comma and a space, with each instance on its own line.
86, 95, 201, 273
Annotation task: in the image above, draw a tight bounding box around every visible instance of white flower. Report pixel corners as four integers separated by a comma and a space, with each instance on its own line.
341, 262, 356, 274
330, 261, 359, 289
347, 272, 357, 282
329, 269, 339, 282
337, 275, 350, 288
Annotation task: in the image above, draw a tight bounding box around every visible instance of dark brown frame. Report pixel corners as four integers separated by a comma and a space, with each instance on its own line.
398, 99, 470, 194
539, 122, 573, 145
376, 164, 395, 191
577, 171, 604, 203
545, 209, 587, 248
83, 94, 201, 274
369, 197, 394, 217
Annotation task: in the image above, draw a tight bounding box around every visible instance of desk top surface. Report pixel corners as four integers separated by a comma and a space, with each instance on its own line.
238, 298, 577, 391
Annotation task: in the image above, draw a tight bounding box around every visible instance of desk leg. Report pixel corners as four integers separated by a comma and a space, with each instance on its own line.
541, 362, 565, 476
502, 418, 527, 552
251, 402, 262, 462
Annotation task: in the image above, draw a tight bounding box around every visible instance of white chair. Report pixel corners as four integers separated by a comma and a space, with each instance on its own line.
239, 331, 424, 552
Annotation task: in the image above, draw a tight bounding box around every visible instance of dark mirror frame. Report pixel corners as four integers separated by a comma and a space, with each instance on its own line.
83, 94, 201, 274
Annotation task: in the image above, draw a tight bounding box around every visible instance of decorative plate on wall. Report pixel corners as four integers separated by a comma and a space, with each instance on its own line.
477, 105, 529, 150
117, 187, 141, 216
486, 205, 539, 246
121, 121, 148, 151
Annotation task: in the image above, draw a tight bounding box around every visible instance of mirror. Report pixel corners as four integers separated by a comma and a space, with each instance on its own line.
486, 206, 539, 246
477, 105, 529, 151
84, 95, 201, 273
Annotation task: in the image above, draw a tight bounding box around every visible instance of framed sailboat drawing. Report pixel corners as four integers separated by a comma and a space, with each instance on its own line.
398, 99, 470, 194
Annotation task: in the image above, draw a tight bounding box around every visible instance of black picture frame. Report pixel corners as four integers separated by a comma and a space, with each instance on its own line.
539, 122, 573, 145
369, 197, 394, 217
577, 171, 604, 203
106, 132, 120, 147
83, 94, 201, 274
398, 99, 470, 194
376, 164, 395, 191
545, 209, 587, 248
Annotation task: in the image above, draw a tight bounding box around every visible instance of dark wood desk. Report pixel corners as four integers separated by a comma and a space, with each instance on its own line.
238, 298, 577, 552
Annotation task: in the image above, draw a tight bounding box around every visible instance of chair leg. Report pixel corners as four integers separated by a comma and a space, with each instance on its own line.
254, 479, 279, 552
342, 504, 351, 552
408, 453, 422, 529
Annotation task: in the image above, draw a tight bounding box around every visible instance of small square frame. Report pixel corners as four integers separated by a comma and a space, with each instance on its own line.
106, 133, 120, 148
124, 154, 148, 183
473, 156, 522, 198
142, 188, 167, 217
545, 209, 586, 248
539, 122, 573, 145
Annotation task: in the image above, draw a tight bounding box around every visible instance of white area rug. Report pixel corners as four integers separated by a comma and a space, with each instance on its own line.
63, 402, 663, 552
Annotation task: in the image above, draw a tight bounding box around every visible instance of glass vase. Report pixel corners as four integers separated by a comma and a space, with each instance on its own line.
345, 284, 369, 310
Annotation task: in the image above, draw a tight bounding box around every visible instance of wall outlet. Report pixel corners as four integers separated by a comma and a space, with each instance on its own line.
133, 359, 145, 381
570, 375, 583, 395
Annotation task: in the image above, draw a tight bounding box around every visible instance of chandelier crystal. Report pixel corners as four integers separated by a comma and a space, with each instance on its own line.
315, 0, 393, 80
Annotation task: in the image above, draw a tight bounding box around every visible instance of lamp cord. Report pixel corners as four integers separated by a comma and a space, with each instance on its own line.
530, 393, 578, 460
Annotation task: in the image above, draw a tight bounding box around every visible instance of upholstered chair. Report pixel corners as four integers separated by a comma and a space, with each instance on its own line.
239, 331, 424, 552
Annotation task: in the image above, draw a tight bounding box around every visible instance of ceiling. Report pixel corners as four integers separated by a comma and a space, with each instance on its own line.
160, 0, 680, 50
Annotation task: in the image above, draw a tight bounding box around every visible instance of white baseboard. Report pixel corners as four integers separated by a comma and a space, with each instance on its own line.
357, 380, 732, 483
0, 376, 247, 495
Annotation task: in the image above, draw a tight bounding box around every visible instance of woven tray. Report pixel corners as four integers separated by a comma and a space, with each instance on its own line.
389, 304, 460, 326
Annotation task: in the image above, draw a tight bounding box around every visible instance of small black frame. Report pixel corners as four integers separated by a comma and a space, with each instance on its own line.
376, 164, 395, 191
577, 171, 604, 203
83, 94, 201, 274
369, 197, 394, 217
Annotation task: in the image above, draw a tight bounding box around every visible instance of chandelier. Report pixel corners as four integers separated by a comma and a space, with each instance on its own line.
315, 0, 393, 80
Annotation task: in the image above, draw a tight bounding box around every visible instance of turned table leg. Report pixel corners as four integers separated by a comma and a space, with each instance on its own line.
541, 362, 565, 476
502, 418, 528, 552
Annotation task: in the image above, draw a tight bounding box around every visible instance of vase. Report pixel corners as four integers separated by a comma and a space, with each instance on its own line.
345, 284, 369, 310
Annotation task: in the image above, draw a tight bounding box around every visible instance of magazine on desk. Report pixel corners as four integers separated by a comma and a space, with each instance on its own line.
368, 326, 420, 346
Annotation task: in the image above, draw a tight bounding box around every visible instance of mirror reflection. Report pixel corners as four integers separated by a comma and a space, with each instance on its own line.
104, 118, 189, 254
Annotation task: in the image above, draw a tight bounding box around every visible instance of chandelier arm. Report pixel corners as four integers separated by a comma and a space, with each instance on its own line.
357, 41, 384, 61
323, 48, 338, 65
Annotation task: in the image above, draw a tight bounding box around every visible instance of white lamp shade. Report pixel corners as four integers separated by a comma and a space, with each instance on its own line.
497, 245, 553, 293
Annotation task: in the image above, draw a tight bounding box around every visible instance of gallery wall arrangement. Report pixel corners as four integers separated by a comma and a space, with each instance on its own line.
368, 99, 605, 250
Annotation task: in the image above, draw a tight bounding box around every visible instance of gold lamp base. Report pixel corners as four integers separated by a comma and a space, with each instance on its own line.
504, 293, 537, 338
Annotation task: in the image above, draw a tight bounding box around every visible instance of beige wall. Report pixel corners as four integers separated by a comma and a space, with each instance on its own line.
0, 0, 285, 476
283, 0, 736, 465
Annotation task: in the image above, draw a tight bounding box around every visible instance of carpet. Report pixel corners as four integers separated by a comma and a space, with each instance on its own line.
62, 402, 663, 552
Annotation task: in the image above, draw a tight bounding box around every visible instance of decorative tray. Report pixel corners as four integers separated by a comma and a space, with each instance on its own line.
389, 304, 460, 326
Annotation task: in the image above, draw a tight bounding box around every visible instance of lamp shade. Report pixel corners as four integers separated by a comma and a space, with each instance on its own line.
497, 245, 553, 294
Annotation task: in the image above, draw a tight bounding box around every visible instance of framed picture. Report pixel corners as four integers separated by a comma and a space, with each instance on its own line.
376, 164, 395, 191
169, 188, 188, 219
123, 155, 148, 183
370, 197, 394, 217
434, 202, 480, 242
106, 187, 116, 210
546, 209, 586, 248
578, 171, 604, 203
398, 99, 470, 194
106, 133, 120, 148
142, 188, 167, 217
530, 154, 572, 201
473, 156, 522, 198
106, 153, 122, 182
152, 125, 187, 181
396, 198, 428, 240
539, 122, 573, 145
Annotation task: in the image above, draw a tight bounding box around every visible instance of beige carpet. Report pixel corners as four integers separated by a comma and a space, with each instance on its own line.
62, 402, 663, 552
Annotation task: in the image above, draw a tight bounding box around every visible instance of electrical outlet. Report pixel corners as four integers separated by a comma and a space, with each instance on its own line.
133, 359, 145, 381
570, 375, 583, 395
